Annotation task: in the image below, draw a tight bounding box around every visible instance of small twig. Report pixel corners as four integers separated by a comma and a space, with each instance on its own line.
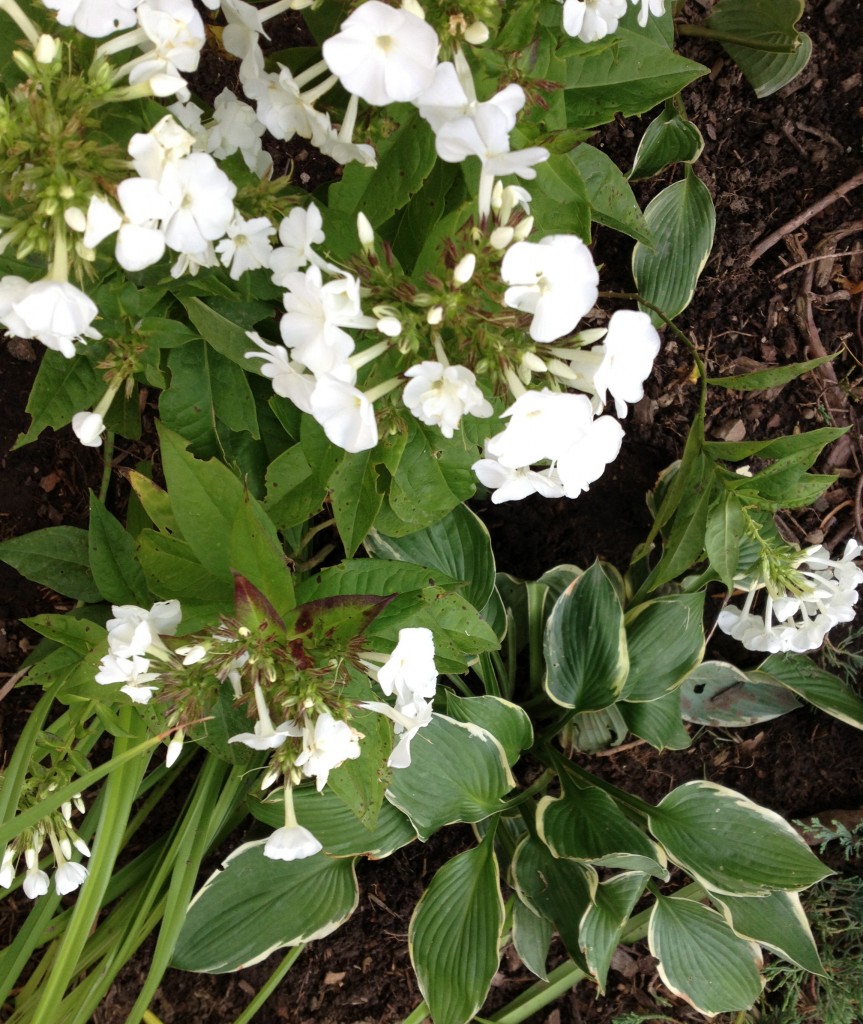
748, 169, 863, 266
854, 473, 863, 544
592, 738, 648, 758
773, 250, 861, 280
819, 500, 853, 533
0, 665, 31, 704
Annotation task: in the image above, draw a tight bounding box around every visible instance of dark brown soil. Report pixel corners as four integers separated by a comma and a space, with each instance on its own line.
2, 1, 863, 1022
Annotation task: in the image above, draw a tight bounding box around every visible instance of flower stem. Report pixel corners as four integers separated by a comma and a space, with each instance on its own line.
0, 0, 40, 46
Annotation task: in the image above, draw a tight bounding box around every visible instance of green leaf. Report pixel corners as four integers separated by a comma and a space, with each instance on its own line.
187, 681, 255, 765
708, 0, 812, 98
172, 842, 358, 973
15, 351, 104, 448
679, 661, 801, 728
630, 106, 705, 181
544, 562, 629, 711
249, 784, 417, 859
570, 144, 651, 245
581, 872, 648, 990
512, 898, 552, 982
0, 527, 101, 602
619, 690, 693, 751
443, 693, 533, 767
264, 444, 322, 529
706, 355, 833, 391
127, 471, 181, 537
330, 448, 384, 557
23, 614, 106, 657
648, 896, 764, 1016
564, 30, 707, 128
179, 296, 260, 369
385, 715, 513, 840
649, 780, 830, 896
511, 835, 596, 972
529, 152, 592, 241
538, 785, 667, 877
325, 701, 392, 831
621, 592, 705, 702
136, 530, 232, 607
295, 558, 458, 603
366, 503, 496, 611
703, 426, 847, 463
228, 494, 295, 618
410, 834, 504, 1024
710, 889, 823, 975
754, 654, 863, 730
704, 492, 746, 590
632, 167, 715, 326
88, 494, 149, 605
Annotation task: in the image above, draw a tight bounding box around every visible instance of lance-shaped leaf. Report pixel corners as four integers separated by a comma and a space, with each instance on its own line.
649, 781, 830, 895
648, 895, 764, 1016
282, 594, 395, 666
753, 654, 863, 730
386, 715, 513, 840
621, 592, 705, 702
543, 561, 629, 711
88, 493, 149, 605
0, 526, 101, 603
620, 690, 693, 751
443, 693, 533, 767
511, 835, 597, 972
409, 834, 504, 1024
249, 784, 416, 860
710, 889, 824, 975
172, 842, 358, 973
581, 872, 648, 990
233, 573, 285, 635
538, 785, 667, 877
512, 897, 553, 981
679, 661, 800, 728
630, 106, 705, 181
704, 491, 746, 591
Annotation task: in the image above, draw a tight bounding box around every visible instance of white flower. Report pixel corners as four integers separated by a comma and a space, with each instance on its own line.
360, 699, 434, 769
269, 204, 326, 284
0, 275, 32, 340
310, 376, 379, 453
0, 847, 16, 889
435, 103, 549, 182
42, 0, 140, 37
403, 362, 492, 438
591, 310, 660, 416
555, 414, 624, 499
71, 411, 106, 448
264, 825, 322, 861
562, 0, 627, 42
95, 653, 161, 703
106, 600, 182, 658
216, 214, 275, 280
322, 0, 439, 106
244, 64, 332, 144
206, 89, 269, 175
34, 34, 61, 63
377, 627, 438, 706
228, 682, 303, 750
129, 115, 196, 180
632, 0, 665, 28
11, 281, 101, 359
244, 331, 315, 412
157, 153, 237, 255
54, 859, 88, 896
501, 235, 598, 343
23, 848, 49, 899
136, 0, 205, 73
294, 713, 362, 791
472, 458, 565, 504
486, 389, 582, 469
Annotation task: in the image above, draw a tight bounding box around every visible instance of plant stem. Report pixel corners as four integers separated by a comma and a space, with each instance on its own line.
232, 946, 306, 1024
677, 23, 797, 53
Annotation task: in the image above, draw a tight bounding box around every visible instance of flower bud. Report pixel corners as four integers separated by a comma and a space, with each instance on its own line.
34, 35, 60, 64
71, 411, 105, 448
521, 351, 547, 374
356, 211, 375, 253
513, 216, 534, 241
401, 0, 426, 18
489, 226, 514, 250
12, 50, 37, 77
64, 207, 87, 233
426, 305, 444, 326
452, 253, 476, 286
376, 316, 402, 337
463, 21, 490, 44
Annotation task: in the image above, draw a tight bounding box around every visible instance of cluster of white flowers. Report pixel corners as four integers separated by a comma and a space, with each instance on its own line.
561, 0, 666, 43
0, 274, 101, 359
717, 540, 863, 654
1, 794, 90, 899
95, 598, 182, 702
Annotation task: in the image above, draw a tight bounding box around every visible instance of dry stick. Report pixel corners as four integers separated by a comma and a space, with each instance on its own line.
747, 168, 863, 266
855, 473, 863, 544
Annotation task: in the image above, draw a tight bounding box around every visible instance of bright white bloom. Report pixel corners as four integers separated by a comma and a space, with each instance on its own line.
133, 0, 205, 75
310, 376, 379, 453
501, 235, 598, 343
244, 331, 315, 412
42, 0, 140, 36
0, 275, 32, 340
206, 89, 270, 176
486, 389, 582, 469
11, 281, 101, 359
0, 847, 16, 889
106, 600, 182, 658
269, 204, 326, 284
555, 414, 624, 499
244, 64, 332, 144
360, 699, 434, 769
54, 858, 88, 896
264, 825, 322, 861
294, 713, 362, 791
129, 116, 196, 179
435, 103, 549, 181
228, 682, 302, 750
473, 458, 565, 504
95, 653, 161, 703
562, 0, 627, 42
322, 0, 439, 106
157, 153, 237, 255
403, 362, 492, 438
377, 627, 438, 706
23, 848, 49, 899
216, 214, 275, 280
71, 411, 106, 447
417, 50, 524, 135
632, 0, 665, 28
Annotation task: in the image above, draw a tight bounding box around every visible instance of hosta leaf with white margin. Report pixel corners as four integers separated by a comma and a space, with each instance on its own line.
366, 503, 495, 612
568, 705, 629, 753
443, 693, 533, 767
709, 889, 824, 975
648, 781, 830, 896
511, 835, 597, 972
543, 561, 629, 711
752, 653, 863, 730
512, 897, 553, 981
580, 872, 648, 990
630, 106, 705, 181
172, 842, 358, 973
632, 166, 715, 327
409, 831, 504, 1024
707, 0, 812, 99
620, 689, 693, 751
385, 715, 513, 840
648, 895, 764, 1016
679, 661, 801, 728
620, 592, 705, 702
249, 784, 416, 859
537, 784, 667, 877
570, 144, 652, 245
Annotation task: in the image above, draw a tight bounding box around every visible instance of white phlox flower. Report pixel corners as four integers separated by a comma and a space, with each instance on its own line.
11, 280, 101, 359
244, 331, 316, 412
243, 62, 334, 144
309, 375, 379, 453
269, 203, 326, 284
376, 626, 438, 705
416, 48, 524, 135
216, 214, 275, 280
360, 698, 434, 769
105, 600, 182, 658
472, 457, 565, 504
228, 682, 302, 749
0, 275, 33, 340
206, 89, 270, 176
315, 94, 378, 168
264, 824, 323, 861
124, 0, 205, 99
23, 848, 50, 899
500, 234, 599, 343
157, 152, 237, 255
403, 361, 492, 438
322, 0, 440, 107
294, 712, 362, 791
42, 0, 140, 37
95, 653, 161, 703
561, 0, 627, 42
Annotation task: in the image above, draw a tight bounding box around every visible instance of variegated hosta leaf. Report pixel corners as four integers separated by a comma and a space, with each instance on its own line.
621, 591, 705, 702
512, 897, 553, 981
443, 692, 533, 767
581, 872, 648, 990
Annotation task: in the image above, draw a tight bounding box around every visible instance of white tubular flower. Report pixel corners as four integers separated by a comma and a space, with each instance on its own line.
501, 235, 599, 343
486, 389, 582, 469
632, 0, 665, 28
129, 116, 196, 179
11, 281, 101, 359
452, 253, 476, 286
54, 857, 88, 896
322, 0, 439, 106
42, 0, 140, 37
269, 204, 326, 284
106, 600, 182, 658
264, 824, 322, 861
157, 153, 237, 255
472, 458, 565, 504
360, 699, 433, 769
95, 653, 161, 703
0, 846, 16, 889
591, 310, 660, 416
244, 331, 316, 412
310, 376, 379, 453
23, 848, 49, 899
136, 0, 205, 73
403, 361, 492, 438
71, 411, 106, 447
376, 627, 438, 705
555, 414, 624, 499
0, 275, 33, 340
228, 682, 303, 750
206, 89, 268, 172
216, 214, 275, 280
562, 0, 627, 42
294, 713, 362, 791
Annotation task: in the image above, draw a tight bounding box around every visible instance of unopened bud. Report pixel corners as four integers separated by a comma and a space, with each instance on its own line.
489, 226, 514, 250
426, 305, 444, 326
521, 352, 547, 374
376, 316, 402, 337
513, 216, 534, 241
64, 207, 86, 233
356, 211, 374, 253
34, 34, 60, 64
165, 731, 184, 768
463, 21, 489, 44
12, 50, 37, 77
401, 0, 426, 18
177, 644, 207, 665
452, 253, 476, 286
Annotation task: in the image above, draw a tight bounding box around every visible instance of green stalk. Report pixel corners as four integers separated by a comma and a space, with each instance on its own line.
0, 677, 65, 824
232, 946, 306, 1024
401, 1003, 430, 1024
676, 23, 797, 53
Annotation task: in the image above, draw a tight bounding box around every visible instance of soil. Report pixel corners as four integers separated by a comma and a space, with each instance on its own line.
2, 1, 863, 1022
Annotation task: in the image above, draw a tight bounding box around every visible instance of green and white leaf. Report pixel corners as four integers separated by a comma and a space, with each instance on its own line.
753, 654, 863, 730
443, 693, 533, 767
630, 106, 704, 180
679, 661, 801, 727
621, 592, 705, 702
512, 897, 553, 981
620, 690, 693, 751
581, 872, 648, 990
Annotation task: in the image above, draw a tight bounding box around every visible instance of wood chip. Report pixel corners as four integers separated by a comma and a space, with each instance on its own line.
324, 971, 346, 986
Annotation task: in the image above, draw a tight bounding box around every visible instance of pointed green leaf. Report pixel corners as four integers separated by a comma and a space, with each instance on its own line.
622, 592, 705, 702
706, 355, 833, 391
581, 872, 648, 990
754, 654, 863, 730
620, 690, 693, 751
543, 561, 629, 711
630, 106, 705, 181
229, 495, 295, 618
127, 470, 181, 537
0, 526, 101, 602
704, 492, 746, 590
512, 898, 553, 982
570, 144, 651, 245
136, 530, 232, 606
410, 834, 504, 1024
172, 842, 359, 973
87, 493, 149, 605
23, 614, 106, 657
330, 448, 384, 557
648, 895, 764, 1015
16, 350, 103, 447
530, 152, 592, 241
443, 693, 533, 767
649, 781, 830, 895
